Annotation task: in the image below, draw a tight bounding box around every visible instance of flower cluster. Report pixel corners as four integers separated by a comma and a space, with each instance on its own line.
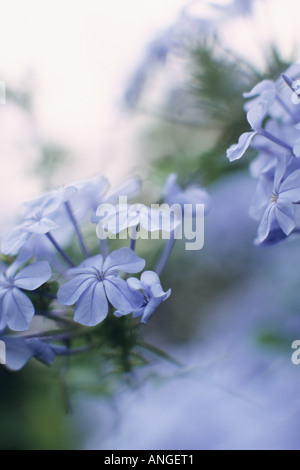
226, 63, 300, 245
0, 173, 211, 371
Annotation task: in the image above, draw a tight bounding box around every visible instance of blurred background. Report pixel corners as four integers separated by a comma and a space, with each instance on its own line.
1, 0, 300, 450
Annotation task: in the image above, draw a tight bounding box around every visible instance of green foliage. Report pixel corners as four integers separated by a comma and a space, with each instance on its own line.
0, 365, 80, 450
140, 37, 295, 187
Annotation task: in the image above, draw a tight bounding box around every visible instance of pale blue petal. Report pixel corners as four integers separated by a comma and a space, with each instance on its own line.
275, 200, 296, 235
68, 255, 103, 275
57, 275, 97, 305
175, 186, 212, 214
24, 217, 58, 235
1, 227, 32, 255
14, 261, 52, 290
249, 153, 276, 178
104, 276, 144, 312
3, 337, 36, 371
280, 169, 300, 201
249, 175, 273, 221
257, 204, 276, 243
273, 156, 289, 194
127, 276, 143, 291
114, 306, 145, 318
243, 79, 275, 99
140, 270, 161, 286
103, 247, 145, 274
6, 252, 33, 279
255, 228, 288, 246
226, 132, 256, 162
74, 281, 108, 326
72, 174, 110, 213
96, 204, 140, 233
24, 186, 77, 218
247, 102, 268, 131
150, 283, 171, 300
4, 288, 35, 331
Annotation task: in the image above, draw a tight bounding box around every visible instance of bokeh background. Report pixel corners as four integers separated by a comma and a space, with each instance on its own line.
1, 0, 300, 450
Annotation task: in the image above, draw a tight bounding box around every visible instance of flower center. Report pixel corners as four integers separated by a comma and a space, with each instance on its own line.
0, 273, 13, 288
270, 192, 278, 204
32, 210, 42, 221
95, 269, 104, 282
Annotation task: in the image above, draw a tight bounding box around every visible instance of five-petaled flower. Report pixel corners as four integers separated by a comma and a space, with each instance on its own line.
253, 156, 300, 244
57, 247, 146, 326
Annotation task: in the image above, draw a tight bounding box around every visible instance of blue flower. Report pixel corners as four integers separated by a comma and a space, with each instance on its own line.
243, 79, 276, 114
0, 259, 52, 331
163, 173, 212, 216
253, 156, 300, 244
0, 335, 65, 371
1, 186, 77, 256
226, 65, 300, 164
1, 174, 142, 257
57, 247, 145, 326
116, 271, 171, 324
69, 174, 141, 222
95, 200, 178, 237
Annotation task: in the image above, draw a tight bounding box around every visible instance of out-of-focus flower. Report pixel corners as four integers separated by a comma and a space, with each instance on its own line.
0, 334, 65, 371
2, 174, 141, 260
163, 173, 212, 216
95, 200, 178, 237
71, 174, 141, 221
1, 185, 78, 256
116, 271, 171, 324
0, 259, 52, 331
227, 66, 300, 164
243, 79, 276, 107
57, 247, 145, 327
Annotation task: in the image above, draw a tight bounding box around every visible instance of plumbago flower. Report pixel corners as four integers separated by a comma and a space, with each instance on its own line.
0, 171, 210, 373
0, 333, 66, 371
94, 198, 179, 238
0, 257, 52, 331
115, 271, 171, 324
251, 156, 300, 244
163, 173, 212, 216
2, 174, 141, 259
226, 63, 300, 245
57, 248, 145, 327
1, 185, 77, 257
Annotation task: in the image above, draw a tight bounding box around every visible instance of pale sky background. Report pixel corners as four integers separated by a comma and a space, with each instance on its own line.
0, 0, 190, 230
0, 0, 299, 232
